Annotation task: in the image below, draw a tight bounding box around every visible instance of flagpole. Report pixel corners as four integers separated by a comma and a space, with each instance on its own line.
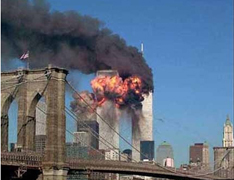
20, 50, 30, 69
27, 59, 29, 69
27, 51, 29, 69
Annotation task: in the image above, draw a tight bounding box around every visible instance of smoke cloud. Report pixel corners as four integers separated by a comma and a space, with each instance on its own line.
70, 91, 97, 121
1, 0, 153, 91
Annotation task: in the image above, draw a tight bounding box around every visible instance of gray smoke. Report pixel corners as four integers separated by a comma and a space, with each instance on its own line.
1, 0, 153, 91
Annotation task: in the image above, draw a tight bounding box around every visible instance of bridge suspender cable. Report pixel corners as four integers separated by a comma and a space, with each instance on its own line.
3, 74, 228, 178
65, 81, 148, 157
191, 150, 232, 178
16, 73, 52, 138
65, 106, 136, 162
65, 80, 234, 178
65, 80, 181, 173
36, 106, 110, 161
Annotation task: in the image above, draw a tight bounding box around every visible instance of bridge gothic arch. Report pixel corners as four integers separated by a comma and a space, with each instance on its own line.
1, 93, 15, 152
1, 66, 68, 172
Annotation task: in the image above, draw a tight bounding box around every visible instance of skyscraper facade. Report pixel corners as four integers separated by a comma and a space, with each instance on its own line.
35, 135, 46, 153
35, 101, 47, 153
132, 92, 154, 162
140, 140, 154, 161
96, 70, 120, 150
189, 142, 210, 170
66, 142, 89, 159
77, 120, 99, 149
73, 131, 91, 147
222, 115, 234, 147
156, 141, 174, 165
213, 115, 234, 179
36, 101, 47, 135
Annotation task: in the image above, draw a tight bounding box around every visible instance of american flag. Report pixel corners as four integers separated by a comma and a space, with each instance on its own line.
20, 51, 29, 60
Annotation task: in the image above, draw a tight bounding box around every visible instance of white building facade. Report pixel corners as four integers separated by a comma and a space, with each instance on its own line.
222, 115, 234, 147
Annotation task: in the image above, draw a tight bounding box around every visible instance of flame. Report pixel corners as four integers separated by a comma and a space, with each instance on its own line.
98, 97, 106, 106
91, 75, 144, 107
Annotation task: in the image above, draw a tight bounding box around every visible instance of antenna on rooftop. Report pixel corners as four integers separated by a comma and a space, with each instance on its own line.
140, 42, 144, 56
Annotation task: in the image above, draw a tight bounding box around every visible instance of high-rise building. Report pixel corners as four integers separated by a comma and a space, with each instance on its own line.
156, 141, 174, 165
35, 135, 46, 153
105, 148, 120, 161
123, 149, 132, 162
222, 115, 234, 147
77, 120, 99, 149
132, 92, 153, 162
163, 158, 174, 167
96, 70, 120, 150
140, 141, 154, 161
105, 148, 120, 180
10, 143, 16, 152
73, 131, 91, 147
189, 142, 209, 170
213, 115, 234, 179
141, 93, 153, 141
36, 101, 47, 135
35, 101, 47, 153
66, 142, 89, 159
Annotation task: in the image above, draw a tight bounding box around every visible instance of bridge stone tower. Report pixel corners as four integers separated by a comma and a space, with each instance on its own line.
1, 66, 68, 180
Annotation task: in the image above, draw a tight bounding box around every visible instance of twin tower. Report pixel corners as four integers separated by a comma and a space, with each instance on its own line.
96, 70, 154, 162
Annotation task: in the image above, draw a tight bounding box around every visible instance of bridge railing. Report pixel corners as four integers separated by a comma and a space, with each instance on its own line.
1, 153, 228, 179
1, 152, 42, 168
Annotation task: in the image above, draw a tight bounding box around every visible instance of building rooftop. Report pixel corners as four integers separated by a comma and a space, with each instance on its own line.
225, 114, 232, 126
160, 141, 171, 146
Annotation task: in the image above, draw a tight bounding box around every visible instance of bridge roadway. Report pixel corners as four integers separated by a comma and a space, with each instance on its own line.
0, 152, 228, 180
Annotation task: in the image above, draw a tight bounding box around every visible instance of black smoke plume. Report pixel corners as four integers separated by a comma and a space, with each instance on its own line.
1, 0, 153, 91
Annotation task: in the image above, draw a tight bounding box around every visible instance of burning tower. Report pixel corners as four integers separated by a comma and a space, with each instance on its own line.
132, 92, 153, 161
96, 70, 120, 150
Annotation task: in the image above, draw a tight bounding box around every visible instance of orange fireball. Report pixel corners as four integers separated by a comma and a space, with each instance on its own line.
91, 75, 144, 107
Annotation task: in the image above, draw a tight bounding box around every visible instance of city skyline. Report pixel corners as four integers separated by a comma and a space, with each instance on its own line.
3, 0, 233, 168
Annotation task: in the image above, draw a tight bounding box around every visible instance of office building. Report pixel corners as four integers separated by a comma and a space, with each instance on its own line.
213, 115, 234, 179
77, 120, 99, 149
223, 115, 234, 147
96, 70, 120, 150
132, 92, 153, 162
156, 141, 174, 165
105, 148, 120, 161
163, 157, 174, 167
140, 140, 154, 161
189, 142, 209, 170
123, 149, 132, 162
66, 142, 89, 159
36, 101, 47, 135
10, 143, 16, 152
35, 135, 46, 153
73, 131, 91, 147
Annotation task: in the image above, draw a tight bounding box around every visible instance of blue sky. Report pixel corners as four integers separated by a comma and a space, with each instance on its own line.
6, 0, 233, 167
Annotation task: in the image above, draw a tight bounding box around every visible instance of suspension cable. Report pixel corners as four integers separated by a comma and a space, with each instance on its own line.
65, 106, 135, 162
65, 80, 181, 173
36, 106, 109, 160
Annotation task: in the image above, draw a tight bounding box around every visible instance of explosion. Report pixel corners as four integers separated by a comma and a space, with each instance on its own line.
2, 0, 154, 92
91, 75, 145, 108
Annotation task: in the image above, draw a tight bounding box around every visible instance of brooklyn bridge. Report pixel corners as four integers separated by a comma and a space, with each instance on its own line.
1, 66, 232, 180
